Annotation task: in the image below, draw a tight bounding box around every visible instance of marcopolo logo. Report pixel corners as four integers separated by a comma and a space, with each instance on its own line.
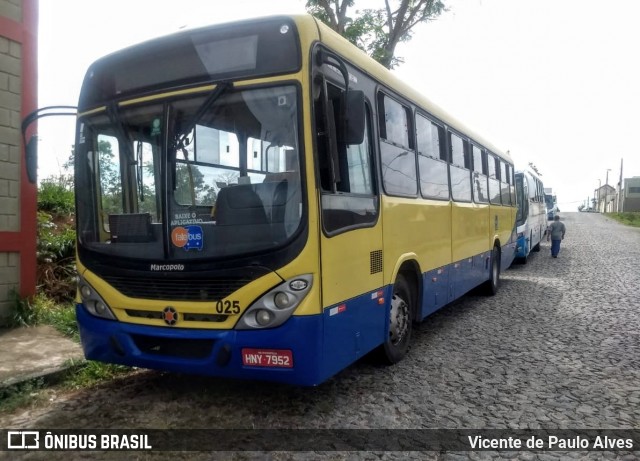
171, 225, 204, 251
149, 264, 185, 271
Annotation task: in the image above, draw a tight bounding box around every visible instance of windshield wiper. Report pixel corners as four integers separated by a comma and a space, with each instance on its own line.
172, 81, 232, 151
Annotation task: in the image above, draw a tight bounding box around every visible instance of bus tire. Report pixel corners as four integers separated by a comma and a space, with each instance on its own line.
377, 274, 414, 364
482, 246, 500, 296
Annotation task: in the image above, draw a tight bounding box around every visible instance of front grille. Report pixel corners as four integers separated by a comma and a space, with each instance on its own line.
103, 275, 250, 301
131, 334, 214, 359
125, 309, 227, 323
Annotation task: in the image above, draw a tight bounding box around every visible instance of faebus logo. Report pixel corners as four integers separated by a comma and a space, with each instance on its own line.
171, 225, 204, 251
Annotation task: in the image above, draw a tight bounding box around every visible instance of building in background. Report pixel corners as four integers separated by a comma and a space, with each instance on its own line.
619, 177, 640, 212
594, 184, 616, 213
0, 0, 38, 324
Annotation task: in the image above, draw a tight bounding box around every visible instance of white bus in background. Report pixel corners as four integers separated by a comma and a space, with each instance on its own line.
544, 188, 559, 220
515, 170, 548, 263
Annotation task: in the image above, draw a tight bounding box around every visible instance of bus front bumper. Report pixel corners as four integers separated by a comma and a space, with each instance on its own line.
76, 304, 326, 386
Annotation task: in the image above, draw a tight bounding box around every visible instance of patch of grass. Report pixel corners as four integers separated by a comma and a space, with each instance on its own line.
8, 292, 78, 340
0, 362, 134, 413
0, 377, 48, 413
608, 212, 640, 227
61, 360, 133, 389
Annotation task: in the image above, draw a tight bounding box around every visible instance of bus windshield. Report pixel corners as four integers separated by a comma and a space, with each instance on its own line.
75, 85, 303, 261
545, 194, 555, 210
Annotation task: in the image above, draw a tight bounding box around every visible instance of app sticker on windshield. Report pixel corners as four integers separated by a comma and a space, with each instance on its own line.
171, 225, 203, 251
150, 118, 161, 136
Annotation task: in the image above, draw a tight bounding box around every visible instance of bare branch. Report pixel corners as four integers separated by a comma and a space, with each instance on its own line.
316, 0, 339, 30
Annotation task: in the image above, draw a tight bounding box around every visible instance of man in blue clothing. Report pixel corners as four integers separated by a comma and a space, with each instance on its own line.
548, 215, 566, 258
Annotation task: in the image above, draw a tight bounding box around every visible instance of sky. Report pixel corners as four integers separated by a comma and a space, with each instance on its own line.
37, 0, 640, 211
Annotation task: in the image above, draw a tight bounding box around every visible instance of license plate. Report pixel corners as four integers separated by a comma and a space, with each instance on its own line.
241, 348, 293, 368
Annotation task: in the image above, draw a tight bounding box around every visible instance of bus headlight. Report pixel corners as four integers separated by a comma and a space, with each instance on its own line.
255, 309, 273, 326
80, 285, 92, 299
78, 276, 116, 320
236, 274, 312, 330
273, 292, 291, 309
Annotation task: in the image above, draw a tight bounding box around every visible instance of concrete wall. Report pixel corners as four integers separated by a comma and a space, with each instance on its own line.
0, 0, 37, 324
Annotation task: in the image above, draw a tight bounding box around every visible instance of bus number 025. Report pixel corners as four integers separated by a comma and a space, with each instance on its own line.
216, 300, 240, 314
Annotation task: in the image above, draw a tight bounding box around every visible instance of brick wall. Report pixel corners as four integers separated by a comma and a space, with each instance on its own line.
0, 252, 19, 322
0, 0, 35, 324
0, 35, 21, 234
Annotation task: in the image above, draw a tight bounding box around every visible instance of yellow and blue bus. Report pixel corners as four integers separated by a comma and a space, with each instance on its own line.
73, 15, 517, 386
515, 169, 547, 263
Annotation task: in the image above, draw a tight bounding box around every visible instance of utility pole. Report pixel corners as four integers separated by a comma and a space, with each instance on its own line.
605, 168, 611, 212
618, 158, 623, 212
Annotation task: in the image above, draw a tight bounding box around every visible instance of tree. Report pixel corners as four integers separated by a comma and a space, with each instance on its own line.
306, 0, 447, 69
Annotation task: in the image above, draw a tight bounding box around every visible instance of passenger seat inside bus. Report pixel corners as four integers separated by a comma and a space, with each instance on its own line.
215, 184, 270, 246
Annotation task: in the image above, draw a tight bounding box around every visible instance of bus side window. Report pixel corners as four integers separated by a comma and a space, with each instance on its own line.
500, 161, 511, 205
471, 144, 488, 203
449, 131, 471, 202
510, 168, 516, 205
416, 113, 449, 200
378, 92, 417, 197
487, 153, 501, 204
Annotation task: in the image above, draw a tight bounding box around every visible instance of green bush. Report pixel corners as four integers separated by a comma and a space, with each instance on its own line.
38, 175, 75, 214
37, 175, 77, 301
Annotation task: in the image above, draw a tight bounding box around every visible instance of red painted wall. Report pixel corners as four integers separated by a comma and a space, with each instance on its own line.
0, 0, 38, 298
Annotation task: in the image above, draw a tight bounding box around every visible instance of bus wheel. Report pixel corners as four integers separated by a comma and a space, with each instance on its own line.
482, 246, 500, 296
378, 275, 413, 364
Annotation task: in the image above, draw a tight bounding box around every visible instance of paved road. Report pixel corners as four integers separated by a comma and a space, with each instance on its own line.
1, 212, 639, 460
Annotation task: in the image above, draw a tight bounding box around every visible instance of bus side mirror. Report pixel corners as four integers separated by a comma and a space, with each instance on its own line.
26, 135, 38, 184
338, 90, 365, 145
